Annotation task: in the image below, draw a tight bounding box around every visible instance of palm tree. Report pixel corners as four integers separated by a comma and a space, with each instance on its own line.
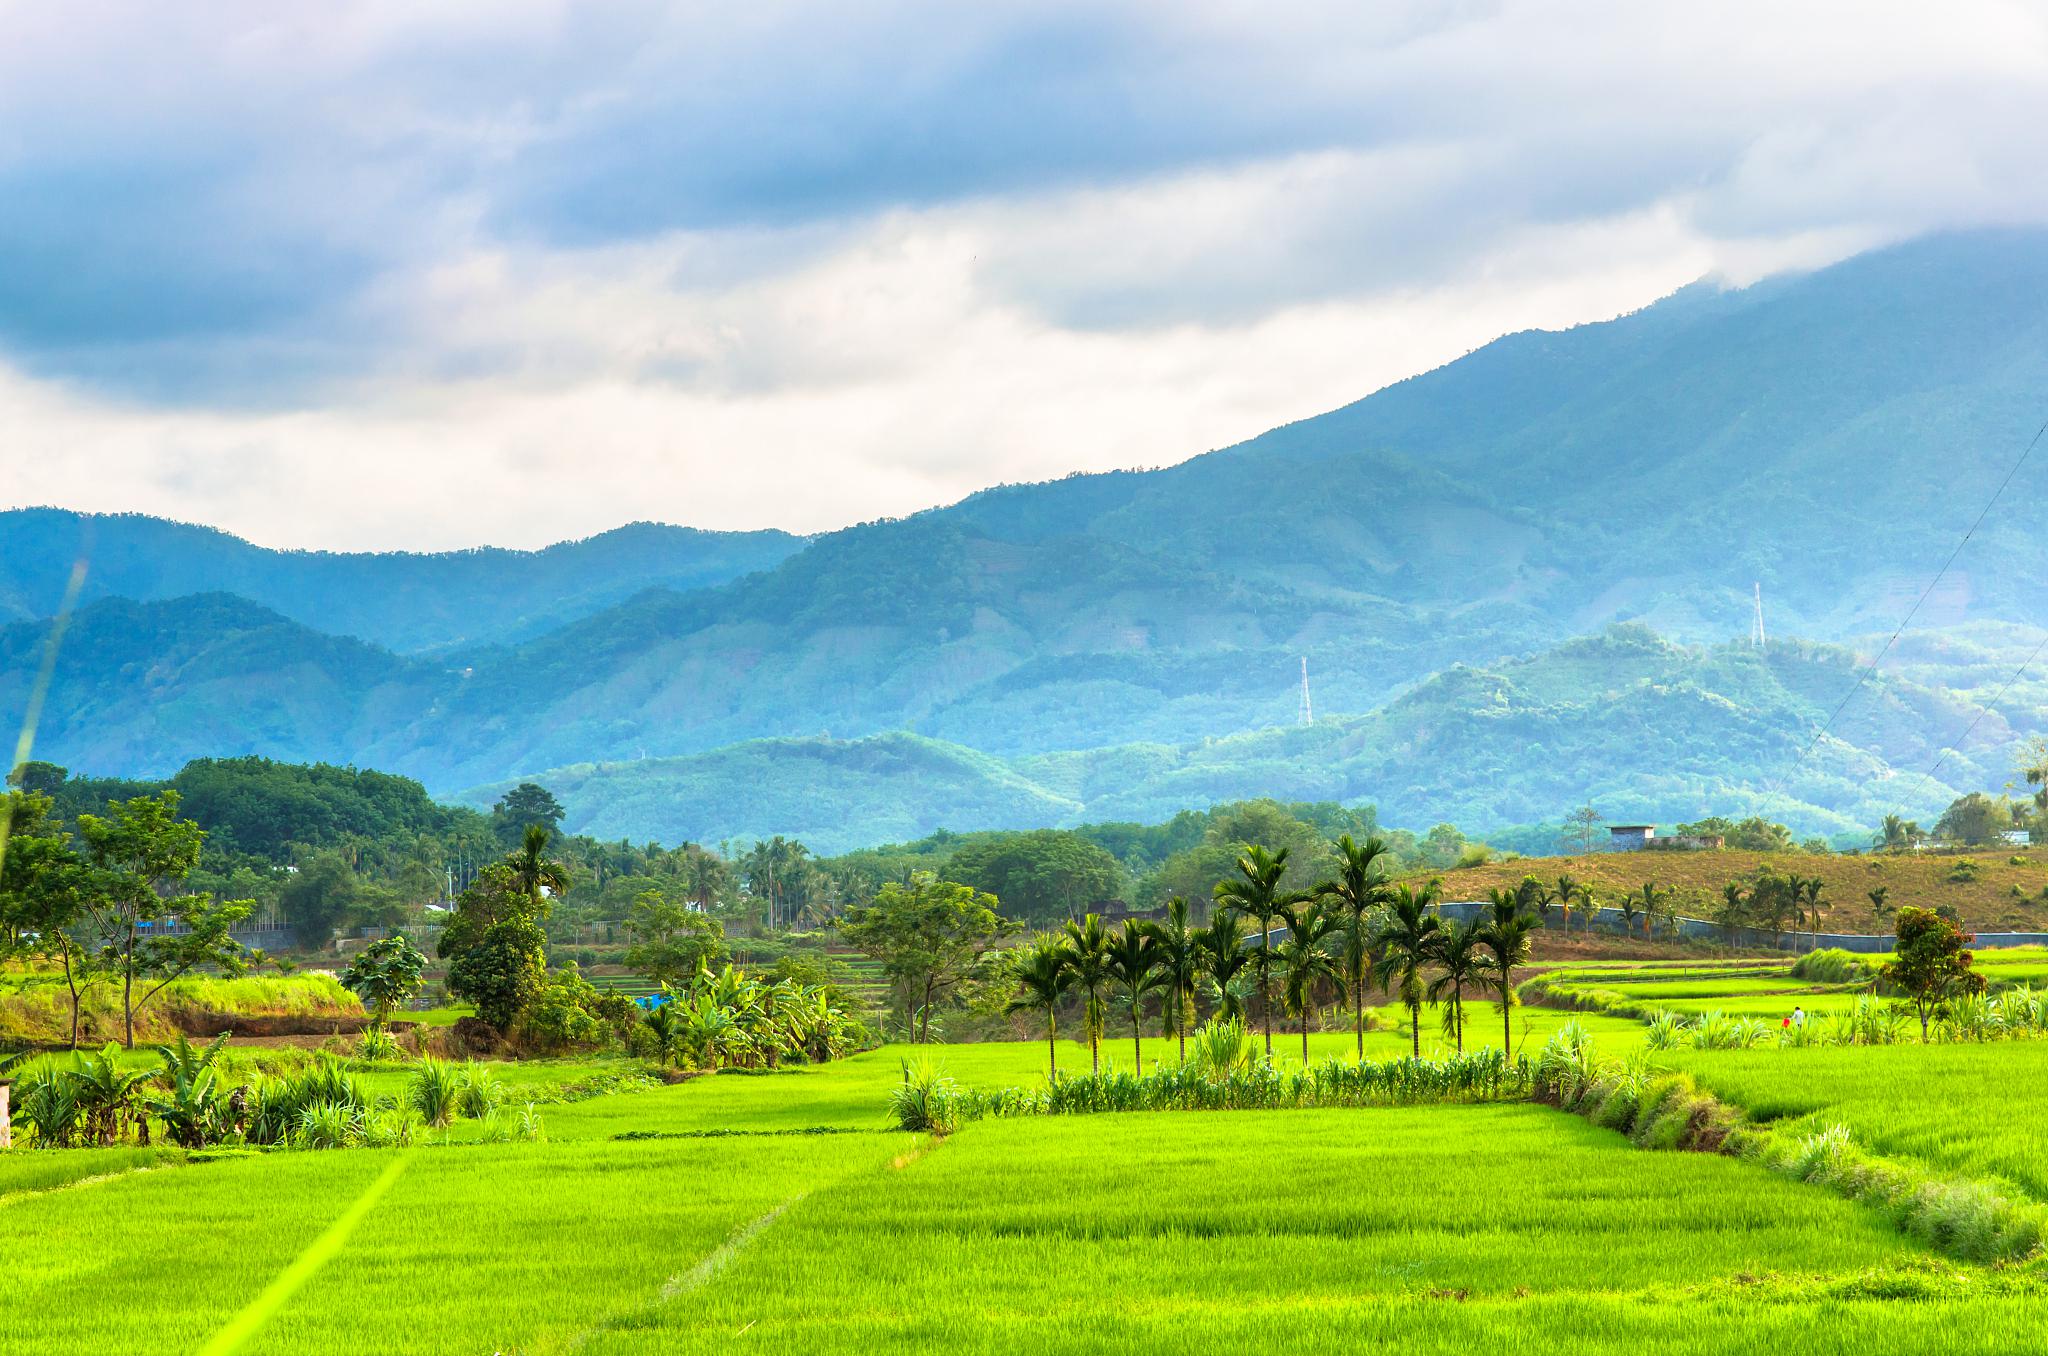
1213, 844, 1304, 1058
1103, 920, 1161, 1071
1427, 918, 1486, 1053
1315, 834, 1393, 1057
1554, 874, 1591, 932
1195, 911, 1252, 1025
1867, 885, 1892, 924
1005, 935, 1074, 1080
509, 824, 572, 909
1634, 882, 1669, 940
1717, 882, 1749, 944
643, 998, 685, 1068
1275, 901, 1339, 1066
1475, 887, 1540, 1058
1370, 880, 1443, 1058
1799, 876, 1827, 948
1142, 898, 1202, 1064
1062, 913, 1112, 1074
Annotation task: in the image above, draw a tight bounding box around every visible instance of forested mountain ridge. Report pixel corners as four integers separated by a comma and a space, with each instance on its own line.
6, 229, 2048, 843
452, 628, 2032, 852
0, 509, 802, 653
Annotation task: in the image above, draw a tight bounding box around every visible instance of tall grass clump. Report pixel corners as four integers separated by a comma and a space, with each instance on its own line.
887, 1057, 964, 1133
408, 1058, 461, 1128
1791, 949, 1872, 984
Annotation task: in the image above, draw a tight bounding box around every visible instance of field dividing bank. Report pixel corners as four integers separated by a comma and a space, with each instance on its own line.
1663, 1042, 2048, 1200
545, 1016, 1651, 1139
0, 1133, 915, 1356
579, 1105, 2047, 1356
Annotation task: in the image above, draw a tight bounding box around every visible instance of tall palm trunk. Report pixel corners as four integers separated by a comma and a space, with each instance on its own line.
1258, 915, 1274, 1057
1301, 1015, 1310, 1067
1131, 1007, 1143, 1072
1047, 1010, 1058, 1080
1353, 957, 1365, 1059
1408, 997, 1421, 1058
1500, 979, 1513, 1058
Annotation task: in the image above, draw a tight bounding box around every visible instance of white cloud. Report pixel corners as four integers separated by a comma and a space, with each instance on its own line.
3, 1, 2048, 547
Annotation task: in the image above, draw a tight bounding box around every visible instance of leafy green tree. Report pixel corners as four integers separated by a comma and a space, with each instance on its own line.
1005, 934, 1074, 1079
1881, 906, 1986, 1042
338, 933, 428, 1031
1275, 901, 1338, 1066
279, 850, 363, 950
1, 790, 104, 1048
1213, 843, 1305, 1059
1315, 834, 1392, 1058
622, 889, 727, 989
1142, 897, 1202, 1063
1370, 880, 1442, 1058
77, 792, 251, 1048
838, 873, 1007, 1043
491, 782, 565, 847
1934, 792, 2012, 847
1061, 912, 1112, 1073
1475, 887, 1540, 1057
1103, 920, 1160, 1070
947, 830, 1123, 925
441, 836, 563, 1033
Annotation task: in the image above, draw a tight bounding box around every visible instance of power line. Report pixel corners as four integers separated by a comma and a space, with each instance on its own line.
1767, 413, 2048, 794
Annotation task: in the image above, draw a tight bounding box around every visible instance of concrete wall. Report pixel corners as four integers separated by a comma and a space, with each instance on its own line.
1432, 900, 2048, 954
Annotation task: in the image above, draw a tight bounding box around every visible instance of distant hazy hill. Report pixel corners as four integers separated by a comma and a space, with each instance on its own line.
460, 628, 2023, 848
455, 733, 1081, 856
0, 510, 801, 653
8, 229, 2048, 837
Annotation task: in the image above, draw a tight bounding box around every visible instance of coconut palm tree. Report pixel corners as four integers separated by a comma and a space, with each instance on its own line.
1005, 934, 1074, 1080
1475, 887, 1540, 1058
1717, 881, 1749, 944
1370, 880, 1443, 1058
1315, 834, 1393, 1057
1426, 918, 1485, 1053
1213, 844, 1305, 1058
1141, 898, 1202, 1064
1195, 911, 1252, 1025
1103, 920, 1160, 1071
1062, 913, 1112, 1074
1275, 901, 1340, 1066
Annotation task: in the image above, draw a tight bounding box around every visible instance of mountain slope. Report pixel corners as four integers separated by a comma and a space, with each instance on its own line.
465, 628, 2024, 849
0, 510, 802, 652
10, 229, 2048, 801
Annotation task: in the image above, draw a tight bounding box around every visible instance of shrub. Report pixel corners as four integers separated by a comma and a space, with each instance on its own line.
887, 1058, 963, 1134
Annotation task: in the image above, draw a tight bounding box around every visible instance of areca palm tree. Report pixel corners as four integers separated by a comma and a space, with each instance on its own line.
1103, 920, 1161, 1071
1213, 844, 1305, 1058
1062, 913, 1112, 1074
1554, 874, 1591, 932
509, 824, 572, 909
1475, 887, 1540, 1058
1370, 880, 1443, 1058
1636, 882, 1671, 940
1315, 834, 1393, 1057
1195, 911, 1252, 1025
1005, 934, 1074, 1080
1275, 901, 1339, 1066
642, 999, 685, 1068
1426, 918, 1485, 1053
1141, 898, 1202, 1064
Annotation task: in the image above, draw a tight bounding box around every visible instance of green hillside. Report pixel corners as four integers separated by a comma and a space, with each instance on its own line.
462, 628, 2023, 849
455, 733, 1081, 855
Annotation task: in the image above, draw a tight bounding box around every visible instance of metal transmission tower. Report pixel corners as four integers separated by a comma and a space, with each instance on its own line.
1298, 656, 1313, 725
1751, 582, 1767, 649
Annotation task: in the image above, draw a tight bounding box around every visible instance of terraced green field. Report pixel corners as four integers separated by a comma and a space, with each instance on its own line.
1664, 1042, 2048, 1199
6, 1003, 2048, 1353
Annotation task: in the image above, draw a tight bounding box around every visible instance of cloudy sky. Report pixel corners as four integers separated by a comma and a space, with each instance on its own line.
5, 1, 2048, 550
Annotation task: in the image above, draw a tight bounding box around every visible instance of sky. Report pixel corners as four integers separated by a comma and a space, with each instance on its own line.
5, 1, 2048, 551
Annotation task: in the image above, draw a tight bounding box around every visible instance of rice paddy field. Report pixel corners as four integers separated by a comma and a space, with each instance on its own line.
7, 964, 2048, 1353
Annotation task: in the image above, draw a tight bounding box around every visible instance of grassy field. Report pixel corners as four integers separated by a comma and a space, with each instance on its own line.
581, 1105, 2043, 1355
1664, 1042, 2048, 1199
5, 978, 2048, 1353
1433, 849, 2048, 932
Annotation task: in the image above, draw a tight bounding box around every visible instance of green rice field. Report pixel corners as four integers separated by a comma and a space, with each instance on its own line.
6, 969, 2048, 1353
